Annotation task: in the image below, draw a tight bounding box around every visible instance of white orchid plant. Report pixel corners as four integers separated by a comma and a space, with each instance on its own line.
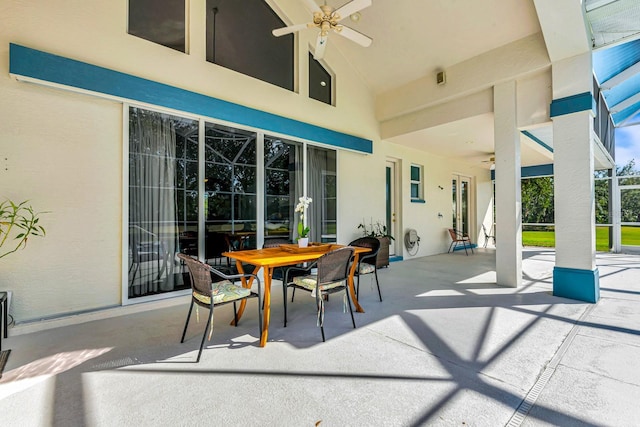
294, 196, 312, 239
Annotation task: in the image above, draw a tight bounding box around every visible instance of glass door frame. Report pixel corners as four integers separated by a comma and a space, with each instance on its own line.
617, 175, 640, 253
122, 103, 340, 305
452, 174, 473, 236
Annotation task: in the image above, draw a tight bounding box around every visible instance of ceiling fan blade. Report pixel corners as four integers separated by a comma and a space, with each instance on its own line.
313, 34, 328, 59
302, 0, 322, 13
333, 0, 372, 21
335, 25, 372, 47
272, 23, 313, 37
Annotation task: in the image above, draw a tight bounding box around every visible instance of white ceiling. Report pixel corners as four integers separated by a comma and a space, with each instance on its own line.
319, 0, 542, 95
387, 113, 554, 169
275, 0, 626, 170
291, 0, 548, 169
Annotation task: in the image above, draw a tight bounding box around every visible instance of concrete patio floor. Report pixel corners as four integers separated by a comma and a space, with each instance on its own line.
0, 248, 639, 426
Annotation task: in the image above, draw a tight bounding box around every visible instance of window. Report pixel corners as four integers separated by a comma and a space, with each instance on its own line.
264, 136, 302, 242
321, 171, 337, 241
206, 0, 294, 91
204, 124, 257, 253
309, 53, 333, 105
128, 0, 186, 52
127, 107, 338, 300
308, 146, 337, 242
410, 164, 424, 202
128, 107, 198, 298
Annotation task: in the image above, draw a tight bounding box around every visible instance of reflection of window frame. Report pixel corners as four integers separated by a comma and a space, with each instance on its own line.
204, 123, 257, 234
410, 164, 424, 202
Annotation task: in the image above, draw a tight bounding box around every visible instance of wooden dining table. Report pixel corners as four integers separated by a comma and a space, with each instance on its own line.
223, 244, 371, 347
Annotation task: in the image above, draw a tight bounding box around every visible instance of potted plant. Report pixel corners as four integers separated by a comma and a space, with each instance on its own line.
1, 199, 47, 259
0, 198, 47, 376
295, 196, 312, 247
357, 219, 394, 268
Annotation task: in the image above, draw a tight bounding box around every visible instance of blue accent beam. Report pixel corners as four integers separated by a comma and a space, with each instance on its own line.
490, 163, 553, 180
550, 92, 596, 117
521, 163, 554, 178
9, 43, 373, 154
521, 130, 554, 153
553, 266, 600, 303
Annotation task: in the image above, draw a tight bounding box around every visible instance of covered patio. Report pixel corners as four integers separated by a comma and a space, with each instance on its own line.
1, 249, 638, 426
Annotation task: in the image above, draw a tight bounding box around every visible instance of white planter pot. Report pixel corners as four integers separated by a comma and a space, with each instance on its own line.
298, 237, 309, 248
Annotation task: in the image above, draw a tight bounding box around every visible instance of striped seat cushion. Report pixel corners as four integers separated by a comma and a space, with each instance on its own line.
358, 263, 375, 274
193, 280, 251, 305
292, 275, 345, 293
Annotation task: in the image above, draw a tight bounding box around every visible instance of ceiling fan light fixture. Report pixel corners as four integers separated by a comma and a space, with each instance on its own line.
272, 0, 373, 60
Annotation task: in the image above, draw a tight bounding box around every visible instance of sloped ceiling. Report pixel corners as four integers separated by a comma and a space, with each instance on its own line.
273, 0, 636, 168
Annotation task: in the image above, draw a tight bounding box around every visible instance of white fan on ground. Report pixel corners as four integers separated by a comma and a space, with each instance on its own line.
272, 0, 373, 60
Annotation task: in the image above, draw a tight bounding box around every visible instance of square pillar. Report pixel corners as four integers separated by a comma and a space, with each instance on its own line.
494, 81, 522, 287
552, 108, 599, 302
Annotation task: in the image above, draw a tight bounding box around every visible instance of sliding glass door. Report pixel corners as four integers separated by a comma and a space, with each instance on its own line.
204, 124, 257, 263
128, 107, 198, 298
127, 106, 338, 301
264, 135, 302, 244
308, 146, 337, 243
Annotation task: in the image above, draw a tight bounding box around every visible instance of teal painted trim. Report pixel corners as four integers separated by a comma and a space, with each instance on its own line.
521, 131, 554, 153
452, 243, 477, 252
522, 164, 554, 178
553, 266, 600, 303
9, 43, 373, 154
550, 92, 596, 117
490, 163, 553, 180
411, 199, 426, 204
389, 255, 403, 263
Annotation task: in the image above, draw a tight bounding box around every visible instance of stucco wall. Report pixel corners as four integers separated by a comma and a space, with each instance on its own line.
1, 0, 493, 323
0, 77, 123, 321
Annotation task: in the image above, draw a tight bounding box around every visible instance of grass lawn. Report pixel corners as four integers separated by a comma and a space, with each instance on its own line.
522, 226, 640, 251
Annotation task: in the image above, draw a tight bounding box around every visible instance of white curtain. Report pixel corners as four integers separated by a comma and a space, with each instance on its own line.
129, 109, 178, 294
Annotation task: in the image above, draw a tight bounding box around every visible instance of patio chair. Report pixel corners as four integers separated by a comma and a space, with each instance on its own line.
348, 237, 382, 301
177, 253, 262, 362
482, 224, 495, 248
262, 237, 293, 280
282, 247, 356, 342
447, 228, 474, 255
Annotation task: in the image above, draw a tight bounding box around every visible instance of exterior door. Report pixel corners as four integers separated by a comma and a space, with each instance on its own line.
619, 178, 640, 252
386, 160, 398, 255
452, 175, 472, 235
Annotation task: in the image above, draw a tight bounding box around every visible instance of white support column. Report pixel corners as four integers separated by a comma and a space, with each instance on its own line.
494, 80, 522, 287
551, 53, 600, 303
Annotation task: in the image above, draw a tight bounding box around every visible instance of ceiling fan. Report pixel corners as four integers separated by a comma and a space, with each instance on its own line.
482, 154, 496, 168
272, 0, 373, 60
482, 154, 496, 164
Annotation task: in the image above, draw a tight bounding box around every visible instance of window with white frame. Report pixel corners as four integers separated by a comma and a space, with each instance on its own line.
128, 0, 186, 52
410, 164, 424, 202
127, 106, 337, 300
309, 53, 333, 105
206, 0, 294, 91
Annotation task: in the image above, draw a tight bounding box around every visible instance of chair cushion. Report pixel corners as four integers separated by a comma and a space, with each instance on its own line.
358, 263, 375, 275
193, 280, 251, 305
292, 275, 345, 293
